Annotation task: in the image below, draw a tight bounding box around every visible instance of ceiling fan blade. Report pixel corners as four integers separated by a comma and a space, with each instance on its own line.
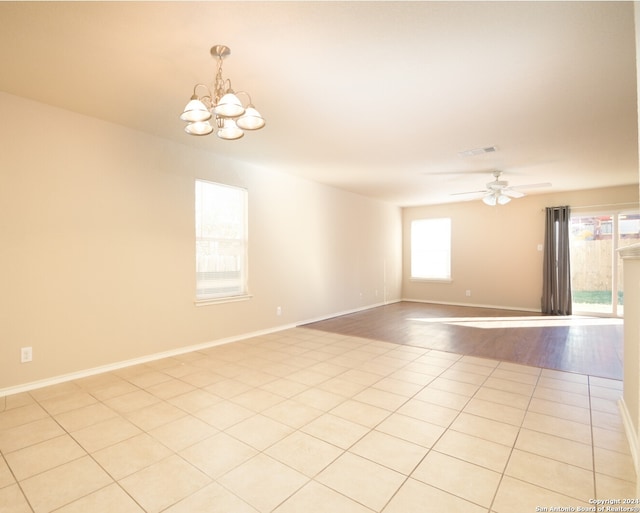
449, 189, 489, 196
508, 182, 552, 191
502, 189, 526, 198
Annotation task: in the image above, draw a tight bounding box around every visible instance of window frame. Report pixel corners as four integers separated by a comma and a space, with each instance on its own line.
194, 179, 250, 305
410, 217, 452, 282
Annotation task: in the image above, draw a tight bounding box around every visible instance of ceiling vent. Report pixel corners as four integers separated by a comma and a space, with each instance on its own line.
458, 146, 498, 158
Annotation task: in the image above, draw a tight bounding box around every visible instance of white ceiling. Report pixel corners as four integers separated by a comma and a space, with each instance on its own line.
0, 1, 637, 206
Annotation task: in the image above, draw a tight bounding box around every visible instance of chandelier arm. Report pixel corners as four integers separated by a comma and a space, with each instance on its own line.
192, 83, 211, 97
213, 78, 232, 101
200, 95, 214, 109
234, 91, 254, 107
190, 83, 215, 110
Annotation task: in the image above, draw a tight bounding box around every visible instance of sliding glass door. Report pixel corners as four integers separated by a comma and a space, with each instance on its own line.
569, 211, 639, 316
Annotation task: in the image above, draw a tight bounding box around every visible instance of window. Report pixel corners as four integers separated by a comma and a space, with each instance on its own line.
411, 217, 451, 280
195, 179, 248, 302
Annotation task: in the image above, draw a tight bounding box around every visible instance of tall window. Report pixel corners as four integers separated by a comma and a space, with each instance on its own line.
411, 217, 452, 280
195, 180, 248, 301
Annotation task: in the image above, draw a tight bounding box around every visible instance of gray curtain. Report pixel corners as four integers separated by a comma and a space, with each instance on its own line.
542, 206, 572, 315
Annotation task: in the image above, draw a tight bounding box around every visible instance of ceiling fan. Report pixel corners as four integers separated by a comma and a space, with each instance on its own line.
451, 171, 552, 206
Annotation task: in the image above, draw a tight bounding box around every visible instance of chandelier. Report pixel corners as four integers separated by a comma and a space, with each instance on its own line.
180, 45, 265, 140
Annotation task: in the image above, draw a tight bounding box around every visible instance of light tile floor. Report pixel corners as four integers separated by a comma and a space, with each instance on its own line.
0, 327, 636, 513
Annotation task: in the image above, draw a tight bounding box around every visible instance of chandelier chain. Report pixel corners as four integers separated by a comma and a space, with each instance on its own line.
214, 57, 226, 102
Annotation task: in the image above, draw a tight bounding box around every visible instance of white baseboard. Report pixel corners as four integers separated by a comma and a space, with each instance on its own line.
401, 298, 540, 313
0, 324, 294, 398
298, 299, 401, 326
619, 398, 639, 477
0, 299, 401, 399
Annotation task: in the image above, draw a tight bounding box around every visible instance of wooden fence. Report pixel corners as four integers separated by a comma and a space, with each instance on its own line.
570, 239, 636, 291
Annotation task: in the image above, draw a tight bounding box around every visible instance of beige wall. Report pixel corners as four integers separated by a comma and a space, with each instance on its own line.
402, 184, 639, 311
0, 91, 402, 392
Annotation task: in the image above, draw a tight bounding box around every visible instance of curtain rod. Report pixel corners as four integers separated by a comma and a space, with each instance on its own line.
540, 202, 639, 212
570, 202, 639, 211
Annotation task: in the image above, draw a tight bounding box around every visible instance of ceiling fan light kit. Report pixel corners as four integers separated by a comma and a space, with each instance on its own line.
483, 192, 511, 206
180, 45, 265, 140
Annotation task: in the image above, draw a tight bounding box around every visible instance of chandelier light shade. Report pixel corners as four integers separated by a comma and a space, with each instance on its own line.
236, 107, 266, 130
217, 119, 244, 141
184, 120, 214, 136
180, 45, 265, 140
214, 93, 245, 118
180, 98, 212, 123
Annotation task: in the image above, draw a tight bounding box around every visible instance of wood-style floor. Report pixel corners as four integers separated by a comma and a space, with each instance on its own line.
303, 301, 624, 380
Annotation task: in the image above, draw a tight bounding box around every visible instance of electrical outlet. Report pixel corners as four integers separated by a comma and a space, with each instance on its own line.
21, 347, 32, 363
466, 290, 472, 297
276, 306, 282, 316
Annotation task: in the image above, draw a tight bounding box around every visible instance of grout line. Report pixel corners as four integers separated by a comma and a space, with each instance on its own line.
0, 450, 36, 513
486, 363, 542, 513
32, 392, 148, 513
588, 375, 598, 500
377, 354, 493, 512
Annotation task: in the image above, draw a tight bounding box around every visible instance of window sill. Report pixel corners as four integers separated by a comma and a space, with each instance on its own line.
410, 278, 453, 283
194, 294, 253, 307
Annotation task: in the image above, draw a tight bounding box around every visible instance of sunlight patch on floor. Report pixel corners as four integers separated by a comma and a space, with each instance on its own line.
407, 316, 623, 329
